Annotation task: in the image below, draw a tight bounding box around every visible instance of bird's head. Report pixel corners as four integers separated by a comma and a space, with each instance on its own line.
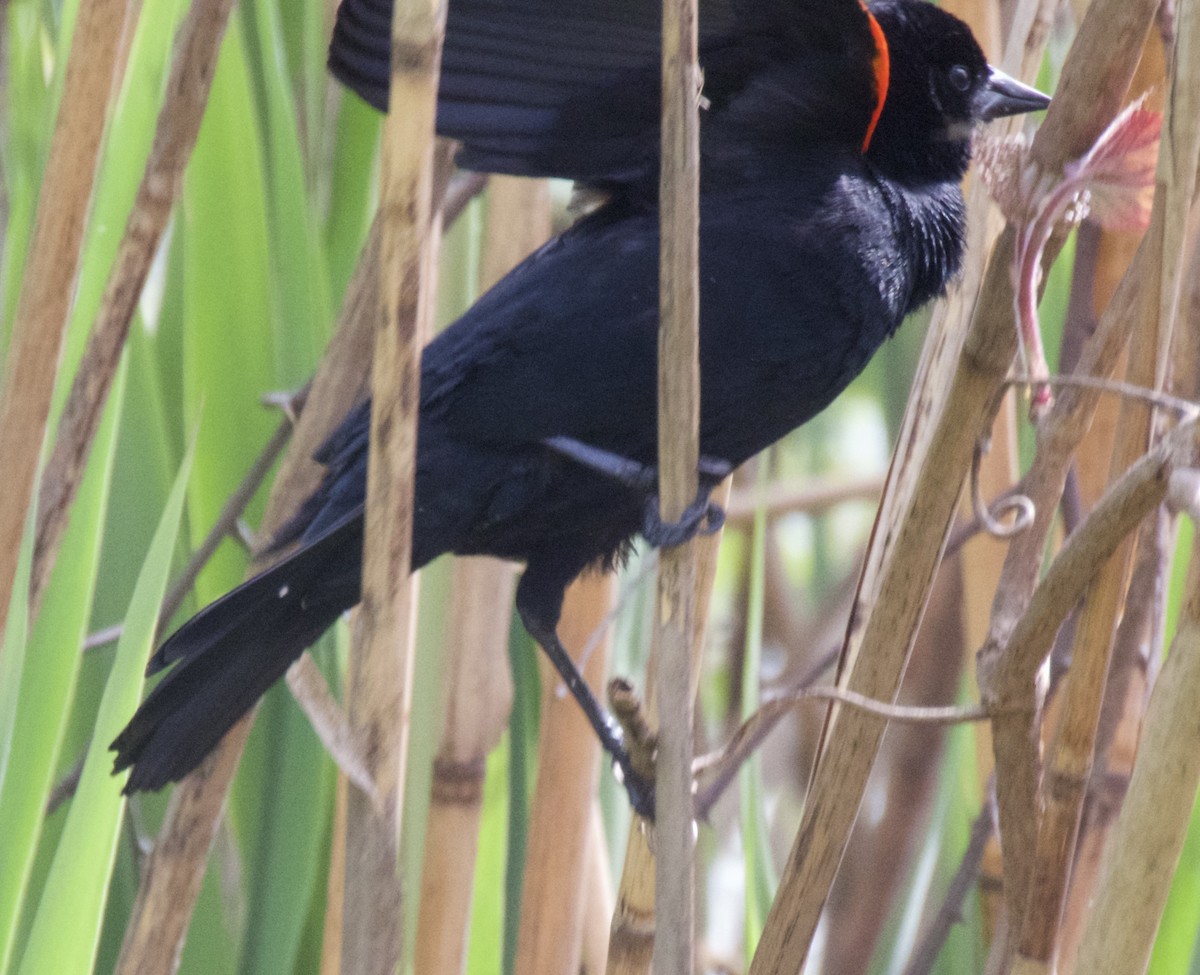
866, 0, 1050, 184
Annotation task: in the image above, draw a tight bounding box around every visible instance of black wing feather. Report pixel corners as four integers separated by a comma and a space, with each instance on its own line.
329, 0, 883, 183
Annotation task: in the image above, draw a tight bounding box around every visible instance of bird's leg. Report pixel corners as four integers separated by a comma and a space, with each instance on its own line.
542, 435, 658, 491
516, 560, 657, 817
542, 435, 731, 548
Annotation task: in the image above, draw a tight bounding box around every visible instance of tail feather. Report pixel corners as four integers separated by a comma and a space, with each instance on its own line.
111, 511, 364, 792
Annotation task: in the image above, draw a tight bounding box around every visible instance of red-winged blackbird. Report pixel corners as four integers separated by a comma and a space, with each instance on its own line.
112, 0, 1049, 814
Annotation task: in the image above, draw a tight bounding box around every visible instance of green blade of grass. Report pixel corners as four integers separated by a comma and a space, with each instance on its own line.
503, 618, 538, 975
1, 4, 54, 342
742, 459, 775, 964
15, 423, 195, 975
236, 671, 336, 975
243, 0, 331, 384
0, 503, 36, 802
322, 94, 380, 302
181, 15, 276, 605
0, 362, 126, 975
467, 741, 511, 975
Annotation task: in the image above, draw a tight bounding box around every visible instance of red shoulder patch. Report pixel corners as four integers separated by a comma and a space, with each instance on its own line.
859, 3, 890, 153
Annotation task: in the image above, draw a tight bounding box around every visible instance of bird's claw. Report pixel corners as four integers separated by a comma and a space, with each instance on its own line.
642, 490, 726, 549
615, 753, 657, 820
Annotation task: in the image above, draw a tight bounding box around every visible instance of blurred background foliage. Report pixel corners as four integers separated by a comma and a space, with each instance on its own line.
1, 0, 1198, 973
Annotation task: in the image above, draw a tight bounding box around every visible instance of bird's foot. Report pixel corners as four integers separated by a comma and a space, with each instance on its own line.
615, 754, 657, 819
642, 486, 726, 549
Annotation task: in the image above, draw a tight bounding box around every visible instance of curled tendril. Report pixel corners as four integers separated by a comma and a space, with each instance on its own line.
972, 435, 1035, 539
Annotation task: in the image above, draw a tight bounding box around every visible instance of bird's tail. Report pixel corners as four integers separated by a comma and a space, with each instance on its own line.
111, 510, 363, 793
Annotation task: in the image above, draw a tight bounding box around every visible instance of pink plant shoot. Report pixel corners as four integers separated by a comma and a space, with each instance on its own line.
980, 99, 1161, 416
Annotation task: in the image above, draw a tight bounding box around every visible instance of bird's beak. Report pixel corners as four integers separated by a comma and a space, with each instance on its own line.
976, 66, 1051, 121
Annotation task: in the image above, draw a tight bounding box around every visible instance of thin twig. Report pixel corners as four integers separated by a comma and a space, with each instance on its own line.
1006, 373, 1199, 418
285, 655, 376, 799
724, 475, 882, 524
44, 755, 85, 817
693, 688, 992, 819
779, 687, 991, 725
972, 437, 1036, 538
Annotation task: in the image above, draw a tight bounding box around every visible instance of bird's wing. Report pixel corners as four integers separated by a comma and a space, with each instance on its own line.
329, 0, 889, 181
330, 0, 678, 181
417, 173, 889, 466
418, 202, 662, 454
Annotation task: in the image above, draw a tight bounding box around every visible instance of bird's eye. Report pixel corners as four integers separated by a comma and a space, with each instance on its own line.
948, 65, 972, 92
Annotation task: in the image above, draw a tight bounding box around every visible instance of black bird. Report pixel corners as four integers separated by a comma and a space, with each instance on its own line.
112, 0, 1049, 813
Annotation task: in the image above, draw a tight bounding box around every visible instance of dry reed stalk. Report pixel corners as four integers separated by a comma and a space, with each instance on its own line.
606, 479, 730, 975
1057, 194, 1198, 969
340, 0, 446, 965
478, 176, 551, 286
1070, 194, 1200, 970
0, 0, 133, 638
1052, 36, 1168, 968
414, 557, 516, 975
31, 0, 236, 614
115, 713, 252, 975
412, 174, 548, 975
321, 775, 350, 975
977, 222, 1150, 948
946, 0, 1009, 823
653, 0, 703, 967
961, 402, 1015, 965
608, 824, 657, 975
583, 810, 616, 973
1013, 224, 1166, 970
515, 573, 616, 975
1068, 527, 1200, 975
1011, 579, 1132, 973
